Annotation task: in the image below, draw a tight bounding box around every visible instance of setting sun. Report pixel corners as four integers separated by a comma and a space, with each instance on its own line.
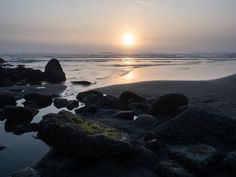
122, 33, 135, 47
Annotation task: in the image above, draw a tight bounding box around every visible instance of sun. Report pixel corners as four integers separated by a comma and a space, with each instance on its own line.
122, 33, 135, 47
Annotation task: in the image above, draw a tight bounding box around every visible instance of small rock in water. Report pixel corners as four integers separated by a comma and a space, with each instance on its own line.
0, 144, 6, 151
113, 111, 134, 120
155, 161, 194, 177
11, 167, 39, 177
23, 93, 52, 109
71, 80, 92, 86
53, 98, 69, 108
119, 91, 146, 104
66, 100, 79, 110
0, 93, 16, 109
149, 93, 188, 116
13, 123, 39, 135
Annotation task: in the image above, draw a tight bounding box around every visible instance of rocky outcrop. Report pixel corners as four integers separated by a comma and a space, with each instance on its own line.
0, 93, 16, 108
155, 108, 236, 147
53, 98, 69, 108
66, 100, 79, 110
149, 93, 188, 116
23, 94, 52, 109
37, 111, 134, 159
119, 91, 146, 104
44, 58, 66, 83
76, 90, 103, 104
13, 123, 39, 135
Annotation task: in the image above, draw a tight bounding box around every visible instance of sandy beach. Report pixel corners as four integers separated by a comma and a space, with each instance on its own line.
99, 74, 236, 118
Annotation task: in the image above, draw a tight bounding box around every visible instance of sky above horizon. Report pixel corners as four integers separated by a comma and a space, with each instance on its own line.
0, 0, 236, 54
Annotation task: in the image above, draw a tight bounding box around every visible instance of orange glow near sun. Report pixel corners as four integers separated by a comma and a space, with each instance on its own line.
122, 33, 135, 47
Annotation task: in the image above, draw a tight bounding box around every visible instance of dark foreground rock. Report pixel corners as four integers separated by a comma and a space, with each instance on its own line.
155, 108, 236, 147
10, 167, 39, 177
149, 93, 188, 116
53, 98, 69, 108
13, 123, 39, 135
0, 144, 6, 151
37, 110, 134, 159
169, 144, 219, 174
44, 58, 66, 83
0, 93, 16, 109
76, 90, 103, 104
113, 111, 134, 120
24, 94, 52, 109
119, 91, 146, 104
223, 150, 236, 174
71, 80, 92, 86
133, 114, 159, 129
155, 161, 194, 177
66, 100, 79, 110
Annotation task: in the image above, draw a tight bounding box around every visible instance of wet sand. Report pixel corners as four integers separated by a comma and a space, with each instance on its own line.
99, 74, 236, 118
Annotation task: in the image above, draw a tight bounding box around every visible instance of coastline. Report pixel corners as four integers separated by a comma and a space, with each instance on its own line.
99, 74, 236, 118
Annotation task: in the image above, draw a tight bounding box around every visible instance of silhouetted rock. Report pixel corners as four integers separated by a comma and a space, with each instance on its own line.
0, 144, 6, 151
155, 108, 236, 147
96, 95, 127, 109
27, 69, 44, 85
71, 80, 92, 86
23, 93, 52, 109
44, 58, 66, 83
149, 93, 188, 116
169, 144, 219, 174
75, 105, 99, 114
223, 150, 236, 174
10, 167, 39, 177
119, 91, 146, 104
114, 111, 134, 120
53, 98, 69, 108
76, 90, 103, 104
37, 111, 134, 159
133, 114, 158, 129
0, 93, 16, 109
155, 161, 194, 177
66, 100, 79, 110
13, 123, 39, 135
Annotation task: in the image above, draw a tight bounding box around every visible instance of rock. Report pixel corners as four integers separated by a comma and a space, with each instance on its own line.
119, 91, 146, 104
24, 93, 52, 109
53, 98, 69, 108
75, 105, 99, 114
133, 114, 158, 129
149, 93, 188, 116
0, 106, 38, 132
76, 90, 103, 104
27, 69, 44, 85
0, 93, 16, 109
155, 161, 194, 177
13, 123, 39, 135
169, 144, 219, 173
114, 111, 134, 120
11, 167, 39, 177
96, 95, 127, 109
44, 58, 66, 83
37, 110, 134, 159
155, 108, 236, 146
129, 102, 152, 113
71, 80, 92, 86
66, 100, 79, 110
223, 150, 236, 174
144, 139, 163, 153
0, 144, 6, 151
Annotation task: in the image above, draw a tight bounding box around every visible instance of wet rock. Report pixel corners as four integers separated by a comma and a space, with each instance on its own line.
71, 80, 92, 86
133, 114, 158, 129
37, 110, 134, 159
149, 93, 188, 116
44, 58, 66, 83
144, 139, 163, 153
24, 93, 52, 109
66, 100, 79, 110
96, 95, 127, 109
119, 91, 146, 104
155, 161, 194, 177
114, 111, 134, 120
223, 150, 236, 174
11, 167, 39, 177
13, 123, 39, 135
27, 69, 44, 85
155, 108, 236, 146
0, 144, 6, 151
75, 105, 99, 114
169, 144, 219, 173
129, 102, 152, 113
0, 93, 16, 109
76, 90, 103, 104
53, 98, 69, 108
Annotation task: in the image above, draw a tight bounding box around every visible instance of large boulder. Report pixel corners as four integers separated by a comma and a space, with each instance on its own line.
168, 144, 219, 174
0, 93, 16, 109
44, 58, 66, 83
96, 95, 127, 109
37, 111, 134, 159
155, 108, 236, 147
53, 98, 69, 108
23, 93, 52, 109
149, 93, 188, 116
13, 123, 39, 135
155, 161, 194, 177
133, 114, 159, 129
66, 100, 79, 110
76, 90, 103, 104
223, 150, 236, 174
119, 91, 146, 104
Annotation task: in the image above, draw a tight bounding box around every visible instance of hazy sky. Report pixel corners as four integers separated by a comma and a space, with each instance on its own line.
0, 0, 236, 53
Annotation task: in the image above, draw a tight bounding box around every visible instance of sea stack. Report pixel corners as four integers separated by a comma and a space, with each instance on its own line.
44, 58, 66, 83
